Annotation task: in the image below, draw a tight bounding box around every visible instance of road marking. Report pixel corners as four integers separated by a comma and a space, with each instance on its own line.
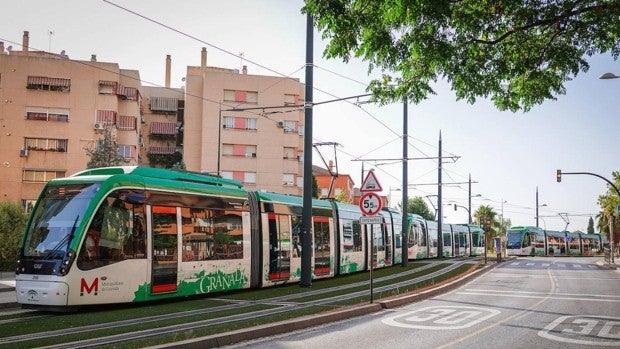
433, 267, 558, 349
526, 263, 535, 266
463, 288, 620, 299
455, 292, 620, 303
539, 315, 620, 346
542, 263, 550, 267
382, 305, 500, 330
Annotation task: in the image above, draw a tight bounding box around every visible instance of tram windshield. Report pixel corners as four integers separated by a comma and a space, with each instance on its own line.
23, 183, 101, 259
506, 231, 524, 249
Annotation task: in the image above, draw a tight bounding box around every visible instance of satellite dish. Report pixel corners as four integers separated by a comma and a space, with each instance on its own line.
6, 46, 12, 52
60, 50, 66, 55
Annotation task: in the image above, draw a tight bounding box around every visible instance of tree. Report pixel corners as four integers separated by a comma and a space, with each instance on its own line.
596, 171, 620, 245
0, 201, 27, 263
303, 1, 620, 112
85, 127, 126, 168
312, 175, 320, 199
474, 205, 500, 250
402, 196, 434, 221
587, 216, 595, 234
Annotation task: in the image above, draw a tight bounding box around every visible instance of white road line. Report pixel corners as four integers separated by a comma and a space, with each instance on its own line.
463, 288, 620, 299
456, 291, 620, 303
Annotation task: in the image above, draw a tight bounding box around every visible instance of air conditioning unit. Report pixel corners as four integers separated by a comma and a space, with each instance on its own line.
19, 149, 29, 157
276, 121, 284, 128
94, 123, 105, 130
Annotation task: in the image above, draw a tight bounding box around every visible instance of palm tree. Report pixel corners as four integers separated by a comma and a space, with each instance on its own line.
596, 171, 620, 246
474, 205, 499, 251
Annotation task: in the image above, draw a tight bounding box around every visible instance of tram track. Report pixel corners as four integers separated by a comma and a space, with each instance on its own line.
0, 259, 476, 348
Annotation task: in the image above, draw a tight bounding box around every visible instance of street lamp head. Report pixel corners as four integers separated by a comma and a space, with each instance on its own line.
599, 72, 620, 80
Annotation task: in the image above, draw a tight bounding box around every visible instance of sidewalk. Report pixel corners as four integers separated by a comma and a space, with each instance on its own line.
0, 271, 16, 309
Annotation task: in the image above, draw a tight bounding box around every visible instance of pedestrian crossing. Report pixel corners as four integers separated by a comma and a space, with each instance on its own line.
505, 261, 602, 270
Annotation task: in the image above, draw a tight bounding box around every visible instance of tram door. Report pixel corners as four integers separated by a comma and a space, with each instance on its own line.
150, 206, 178, 293
313, 217, 331, 276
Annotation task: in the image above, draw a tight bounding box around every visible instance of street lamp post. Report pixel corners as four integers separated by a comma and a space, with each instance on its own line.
535, 186, 548, 228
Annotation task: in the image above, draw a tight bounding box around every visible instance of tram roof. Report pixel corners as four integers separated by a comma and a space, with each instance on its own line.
70, 166, 243, 189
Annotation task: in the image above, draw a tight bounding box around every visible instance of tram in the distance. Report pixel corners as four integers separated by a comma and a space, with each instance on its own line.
506, 226, 606, 256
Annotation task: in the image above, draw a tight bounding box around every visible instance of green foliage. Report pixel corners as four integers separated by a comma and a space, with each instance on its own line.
404, 196, 434, 221
587, 216, 595, 234
596, 171, 620, 242
85, 127, 126, 168
147, 151, 183, 168
303, 1, 620, 112
312, 175, 319, 199
0, 201, 27, 262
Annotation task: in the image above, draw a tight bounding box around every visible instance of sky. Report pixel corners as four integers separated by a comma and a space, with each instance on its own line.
2, 0, 618, 232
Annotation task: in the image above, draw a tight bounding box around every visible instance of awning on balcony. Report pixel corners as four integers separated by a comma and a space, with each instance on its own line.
149, 146, 176, 154
28, 76, 71, 87
150, 121, 176, 135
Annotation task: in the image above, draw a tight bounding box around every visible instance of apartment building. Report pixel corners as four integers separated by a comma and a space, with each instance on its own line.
1, 32, 307, 207
184, 48, 306, 195
0, 31, 141, 208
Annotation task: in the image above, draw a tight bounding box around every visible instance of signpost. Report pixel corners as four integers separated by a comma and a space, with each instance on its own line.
359, 170, 383, 303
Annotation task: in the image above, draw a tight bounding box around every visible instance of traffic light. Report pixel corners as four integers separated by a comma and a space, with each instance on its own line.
556, 169, 562, 182
454, 204, 457, 211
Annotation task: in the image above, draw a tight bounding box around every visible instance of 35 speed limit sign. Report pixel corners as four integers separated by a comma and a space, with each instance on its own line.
359, 192, 383, 216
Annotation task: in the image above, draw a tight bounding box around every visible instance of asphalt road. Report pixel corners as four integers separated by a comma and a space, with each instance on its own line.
226, 257, 620, 349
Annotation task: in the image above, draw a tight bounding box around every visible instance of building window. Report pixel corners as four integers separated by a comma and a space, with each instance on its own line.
26, 107, 69, 122
321, 188, 329, 197
283, 173, 295, 186
283, 120, 298, 133
26, 76, 71, 92
222, 116, 257, 130
283, 147, 296, 159
223, 89, 258, 103
98, 80, 118, 94
21, 199, 36, 213
116, 115, 137, 131
284, 94, 299, 105
96, 110, 117, 125
221, 171, 256, 184
22, 169, 65, 182
24, 138, 68, 152
118, 145, 136, 159
222, 144, 257, 157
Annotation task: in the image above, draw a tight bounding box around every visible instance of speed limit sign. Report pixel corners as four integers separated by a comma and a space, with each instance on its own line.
359, 192, 383, 216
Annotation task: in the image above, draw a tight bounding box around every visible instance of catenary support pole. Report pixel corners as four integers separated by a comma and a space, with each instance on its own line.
402, 98, 408, 267
301, 13, 313, 287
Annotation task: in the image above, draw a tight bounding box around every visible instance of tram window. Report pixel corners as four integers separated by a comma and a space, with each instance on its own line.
77, 191, 145, 270
182, 207, 244, 261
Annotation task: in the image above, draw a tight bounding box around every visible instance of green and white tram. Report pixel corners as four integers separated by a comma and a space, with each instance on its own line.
16, 166, 485, 309
506, 226, 605, 256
